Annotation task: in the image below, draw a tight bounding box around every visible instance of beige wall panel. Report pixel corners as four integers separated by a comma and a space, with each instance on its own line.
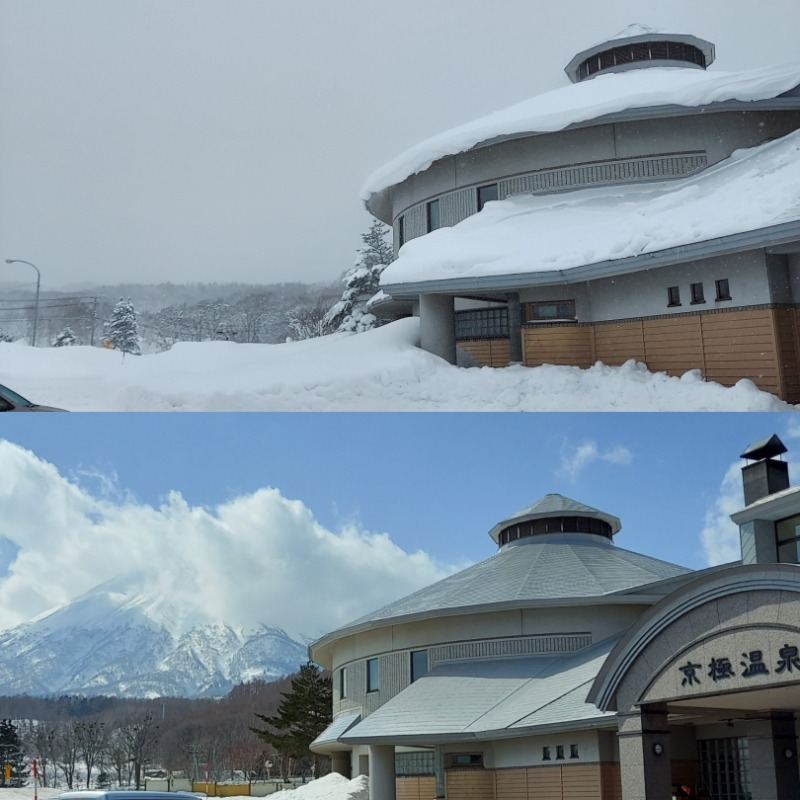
522, 327, 593, 368
593, 321, 645, 364
446, 770, 496, 800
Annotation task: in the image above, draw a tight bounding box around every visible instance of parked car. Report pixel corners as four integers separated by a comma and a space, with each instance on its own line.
0, 382, 67, 411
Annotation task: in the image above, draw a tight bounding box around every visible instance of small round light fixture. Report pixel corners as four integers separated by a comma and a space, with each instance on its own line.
784, 747, 794, 760
653, 743, 664, 756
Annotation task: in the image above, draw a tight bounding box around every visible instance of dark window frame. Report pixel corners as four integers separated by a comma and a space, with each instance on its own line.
366, 658, 380, 693
426, 199, 441, 232
715, 278, 732, 302
477, 183, 499, 212
667, 286, 681, 307
410, 649, 429, 683
570, 745, 579, 759
525, 300, 577, 323
690, 282, 706, 305
542, 747, 551, 761
397, 215, 406, 248
339, 667, 347, 699
556, 745, 565, 760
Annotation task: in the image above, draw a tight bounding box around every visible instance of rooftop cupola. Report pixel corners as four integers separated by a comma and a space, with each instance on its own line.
489, 493, 621, 549
564, 24, 716, 84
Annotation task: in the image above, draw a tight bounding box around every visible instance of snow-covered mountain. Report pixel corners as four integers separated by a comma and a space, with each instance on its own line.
0, 576, 308, 698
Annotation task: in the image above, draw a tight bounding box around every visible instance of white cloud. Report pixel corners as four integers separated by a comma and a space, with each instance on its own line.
0, 441, 455, 639
700, 462, 744, 566
557, 440, 633, 482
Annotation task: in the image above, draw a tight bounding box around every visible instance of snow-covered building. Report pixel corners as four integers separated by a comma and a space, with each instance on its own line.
310, 434, 800, 800
363, 26, 800, 402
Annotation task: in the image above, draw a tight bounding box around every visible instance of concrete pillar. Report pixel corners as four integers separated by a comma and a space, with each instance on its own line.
433, 745, 446, 799
746, 713, 800, 800
369, 745, 396, 800
507, 293, 522, 364
419, 294, 456, 364
617, 704, 672, 800
331, 751, 351, 779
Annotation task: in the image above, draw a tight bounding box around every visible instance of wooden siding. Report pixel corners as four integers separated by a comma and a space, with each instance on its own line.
489, 765, 611, 800
446, 770, 496, 800
520, 307, 800, 402
599, 763, 622, 800
458, 338, 511, 368
593, 321, 645, 365
397, 776, 435, 800
522, 326, 593, 368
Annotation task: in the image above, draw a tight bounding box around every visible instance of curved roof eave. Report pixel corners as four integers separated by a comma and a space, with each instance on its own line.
308, 588, 691, 659
379, 219, 800, 299
363, 90, 800, 220
587, 562, 800, 712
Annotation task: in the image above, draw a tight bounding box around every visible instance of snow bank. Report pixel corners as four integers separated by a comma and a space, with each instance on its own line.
0, 776, 369, 800
266, 775, 368, 800
361, 60, 800, 199
0, 318, 793, 411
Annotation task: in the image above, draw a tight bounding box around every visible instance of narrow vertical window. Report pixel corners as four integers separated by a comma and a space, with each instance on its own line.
477, 183, 498, 212
715, 278, 731, 301
542, 747, 551, 761
367, 658, 380, 692
410, 650, 428, 683
426, 200, 440, 232
570, 745, 579, 759
397, 215, 405, 248
556, 745, 565, 760
667, 286, 681, 307
690, 282, 705, 304
339, 667, 347, 699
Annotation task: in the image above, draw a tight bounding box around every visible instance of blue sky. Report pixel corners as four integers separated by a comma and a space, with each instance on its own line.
3, 412, 797, 571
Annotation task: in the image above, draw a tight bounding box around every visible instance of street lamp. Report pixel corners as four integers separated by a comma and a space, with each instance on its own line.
4, 259, 41, 346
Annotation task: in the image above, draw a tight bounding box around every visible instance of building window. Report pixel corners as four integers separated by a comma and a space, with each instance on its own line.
776, 514, 800, 564
367, 658, 380, 693
455, 307, 509, 339
570, 745, 579, 759
339, 667, 347, 699
411, 650, 429, 683
698, 737, 750, 800
667, 286, 681, 307
525, 300, 576, 322
397, 215, 406, 248
542, 747, 551, 761
447, 753, 483, 768
715, 278, 732, 301
427, 199, 441, 232
477, 183, 499, 212
556, 745, 565, 760
396, 752, 435, 776
690, 282, 706, 304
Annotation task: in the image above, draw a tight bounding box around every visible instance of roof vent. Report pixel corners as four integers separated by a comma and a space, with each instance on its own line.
740, 434, 789, 506
564, 25, 715, 83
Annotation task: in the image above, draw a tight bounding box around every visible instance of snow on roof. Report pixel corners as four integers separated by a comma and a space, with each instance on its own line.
361, 61, 800, 201
379, 129, 800, 287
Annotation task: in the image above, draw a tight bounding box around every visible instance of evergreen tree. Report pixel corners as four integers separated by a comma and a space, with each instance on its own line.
251, 661, 332, 780
52, 327, 78, 347
0, 328, 13, 343
105, 298, 141, 355
0, 719, 29, 788
324, 219, 394, 333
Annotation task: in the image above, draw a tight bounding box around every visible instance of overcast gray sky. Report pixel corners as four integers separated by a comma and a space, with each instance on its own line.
1, 0, 798, 290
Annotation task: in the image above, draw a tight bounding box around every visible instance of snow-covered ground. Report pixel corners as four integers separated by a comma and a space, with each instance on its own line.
0, 318, 793, 411
2, 775, 369, 800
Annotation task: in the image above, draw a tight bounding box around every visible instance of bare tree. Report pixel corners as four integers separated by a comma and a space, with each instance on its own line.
54, 721, 80, 789
76, 721, 108, 788
119, 713, 158, 789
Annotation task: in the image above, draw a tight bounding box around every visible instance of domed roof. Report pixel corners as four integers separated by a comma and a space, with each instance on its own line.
314, 496, 693, 648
